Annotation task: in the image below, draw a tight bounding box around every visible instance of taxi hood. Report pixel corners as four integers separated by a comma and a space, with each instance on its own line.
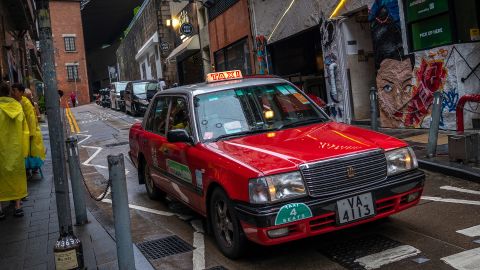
205, 122, 407, 175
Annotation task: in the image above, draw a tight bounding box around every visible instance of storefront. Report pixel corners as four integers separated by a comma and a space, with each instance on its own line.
208, 0, 255, 75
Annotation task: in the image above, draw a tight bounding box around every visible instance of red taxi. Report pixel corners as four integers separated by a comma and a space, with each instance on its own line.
128, 70, 425, 258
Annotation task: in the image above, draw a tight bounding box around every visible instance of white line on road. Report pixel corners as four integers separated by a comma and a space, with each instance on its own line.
457, 225, 480, 238
354, 245, 421, 270
192, 232, 206, 270
440, 186, 480, 196
421, 196, 480, 206
77, 134, 92, 145
81, 145, 104, 167
101, 199, 175, 216
441, 247, 480, 270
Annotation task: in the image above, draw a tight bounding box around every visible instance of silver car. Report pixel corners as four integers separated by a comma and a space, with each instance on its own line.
110, 81, 129, 110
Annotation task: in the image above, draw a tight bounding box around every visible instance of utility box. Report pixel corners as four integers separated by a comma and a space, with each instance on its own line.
448, 133, 479, 163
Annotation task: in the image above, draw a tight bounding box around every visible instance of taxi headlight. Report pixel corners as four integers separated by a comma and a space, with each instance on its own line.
249, 172, 306, 204
385, 147, 418, 176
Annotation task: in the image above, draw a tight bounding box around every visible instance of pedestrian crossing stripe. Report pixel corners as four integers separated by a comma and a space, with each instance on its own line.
441, 247, 480, 270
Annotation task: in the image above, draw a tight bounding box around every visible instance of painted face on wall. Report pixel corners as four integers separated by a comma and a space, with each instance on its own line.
377, 59, 413, 126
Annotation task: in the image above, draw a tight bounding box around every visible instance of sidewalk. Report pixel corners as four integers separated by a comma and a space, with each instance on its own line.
0, 122, 120, 269
362, 125, 480, 182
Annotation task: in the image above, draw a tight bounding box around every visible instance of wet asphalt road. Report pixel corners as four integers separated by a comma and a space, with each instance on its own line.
71, 103, 480, 270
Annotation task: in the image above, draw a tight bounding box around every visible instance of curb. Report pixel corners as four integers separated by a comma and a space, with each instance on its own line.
418, 158, 480, 182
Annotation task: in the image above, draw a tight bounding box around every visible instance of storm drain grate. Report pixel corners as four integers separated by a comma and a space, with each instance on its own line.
105, 141, 129, 147
319, 234, 402, 270
137, 235, 194, 260
205, 266, 228, 270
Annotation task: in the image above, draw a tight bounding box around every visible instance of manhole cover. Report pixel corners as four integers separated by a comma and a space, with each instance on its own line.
137, 235, 194, 260
319, 234, 402, 270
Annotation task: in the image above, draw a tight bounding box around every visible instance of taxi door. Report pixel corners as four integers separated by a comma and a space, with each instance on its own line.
142, 96, 170, 187
162, 96, 203, 213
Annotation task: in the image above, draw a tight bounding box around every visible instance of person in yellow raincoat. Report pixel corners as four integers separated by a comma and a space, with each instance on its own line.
11, 84, 46, 180
0, 82, 29, 219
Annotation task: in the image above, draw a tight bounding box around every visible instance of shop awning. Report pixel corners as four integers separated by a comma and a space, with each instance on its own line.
166, 35, 200, 63
135, 32, 159, 61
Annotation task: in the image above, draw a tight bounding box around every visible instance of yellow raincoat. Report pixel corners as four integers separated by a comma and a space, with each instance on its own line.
21, 96, 46, 160
0, 97, 29, 201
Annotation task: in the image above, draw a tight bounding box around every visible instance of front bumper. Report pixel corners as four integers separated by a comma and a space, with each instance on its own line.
235, 169, 425, 245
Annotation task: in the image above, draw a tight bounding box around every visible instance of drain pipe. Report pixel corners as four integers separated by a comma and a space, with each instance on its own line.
328, 62, 338, 98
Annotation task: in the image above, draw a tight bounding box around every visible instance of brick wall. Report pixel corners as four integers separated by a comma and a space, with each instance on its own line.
50, 0, 90, 105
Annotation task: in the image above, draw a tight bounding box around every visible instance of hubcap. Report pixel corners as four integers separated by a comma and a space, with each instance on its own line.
215, 200, 234, 247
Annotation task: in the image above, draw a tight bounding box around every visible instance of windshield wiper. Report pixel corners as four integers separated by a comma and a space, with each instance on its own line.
276, 118, 324, 130
213, 129, 271, 142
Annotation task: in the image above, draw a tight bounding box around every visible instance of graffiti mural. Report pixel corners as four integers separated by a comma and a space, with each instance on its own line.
255, 35, 268, 75
369, 0, 404, 68
377, 59, 413, 127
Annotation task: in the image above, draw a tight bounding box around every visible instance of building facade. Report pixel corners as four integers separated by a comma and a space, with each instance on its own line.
0, 0, 42, 91
50, 0, 90, 105
165, 1, 211, 85
116, 0, 177, 87
208, 0, 255, 75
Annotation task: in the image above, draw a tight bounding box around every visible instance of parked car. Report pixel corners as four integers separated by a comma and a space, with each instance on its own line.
110, 81, 129, 111
99, 88, 111, 108
128, 70, 425, 258
124, 80, 158, 116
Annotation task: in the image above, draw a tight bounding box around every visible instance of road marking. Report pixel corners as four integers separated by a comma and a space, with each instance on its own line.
101, 199, 175, 216
440, 186, 480, 196
441, 247, 480, 270
77, 134, 92, 145
457, 225, 480, 238
354, 245, 421, 270
192, 232, 205, 270
81, 145, 104, 168
421, 196, 480, 206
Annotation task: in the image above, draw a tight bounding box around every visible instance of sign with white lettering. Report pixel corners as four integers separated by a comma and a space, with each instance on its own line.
411, 13, 452, 51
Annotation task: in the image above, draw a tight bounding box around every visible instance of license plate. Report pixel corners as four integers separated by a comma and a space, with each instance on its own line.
337, 193, 375, 224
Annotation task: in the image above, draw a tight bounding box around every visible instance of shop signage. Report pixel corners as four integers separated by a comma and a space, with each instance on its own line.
411, 13, 452, 51
160, 41, 170, 52
406, 0, 448, 22
180, 23, 194, 36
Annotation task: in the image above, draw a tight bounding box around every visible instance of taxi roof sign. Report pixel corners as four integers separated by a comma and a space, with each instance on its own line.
206, 70, 243, 83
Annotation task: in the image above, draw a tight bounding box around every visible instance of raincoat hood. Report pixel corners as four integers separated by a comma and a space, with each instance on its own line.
0, 97, 23, 120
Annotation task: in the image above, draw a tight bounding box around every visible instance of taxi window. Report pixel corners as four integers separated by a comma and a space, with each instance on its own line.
147, 96, 169, 136
194, 83, 327, 142
168, 97, 191, 135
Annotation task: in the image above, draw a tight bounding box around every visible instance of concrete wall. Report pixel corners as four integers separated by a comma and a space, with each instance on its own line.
50, 0, 90, 105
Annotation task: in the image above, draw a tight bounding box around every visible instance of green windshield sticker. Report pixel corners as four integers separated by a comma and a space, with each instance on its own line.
275, 203, 313, 225
278, 86, 290, 95
235, 90, 244, 96
166, 159, 192, 183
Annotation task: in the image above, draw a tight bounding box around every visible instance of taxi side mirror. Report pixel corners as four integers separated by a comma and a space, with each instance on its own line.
167, 129, 193, 144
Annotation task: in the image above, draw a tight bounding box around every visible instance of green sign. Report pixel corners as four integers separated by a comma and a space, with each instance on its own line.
406, 0, 448, 22
274, 203, 313, 225
166, 159, 192, 183
411, 13, 452, 51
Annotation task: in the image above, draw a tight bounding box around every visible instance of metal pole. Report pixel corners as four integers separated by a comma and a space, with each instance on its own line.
37, 0, 73, 236
427, 91, 443, 158
370, 87, 378, 131
66, 137, 88, 225
108, 154, 135, 270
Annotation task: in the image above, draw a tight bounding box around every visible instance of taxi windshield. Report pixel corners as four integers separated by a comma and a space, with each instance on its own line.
194, 83, 328, 142
115, 82, 127, 93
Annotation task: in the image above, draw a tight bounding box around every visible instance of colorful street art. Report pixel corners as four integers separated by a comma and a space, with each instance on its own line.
255, 35, 268, 75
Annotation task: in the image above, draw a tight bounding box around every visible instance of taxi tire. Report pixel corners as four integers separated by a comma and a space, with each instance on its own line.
210, 188, 246, 259
143, 163, 164, 200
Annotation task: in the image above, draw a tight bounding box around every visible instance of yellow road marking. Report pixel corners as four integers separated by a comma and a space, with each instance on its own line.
65, 104, 80, 133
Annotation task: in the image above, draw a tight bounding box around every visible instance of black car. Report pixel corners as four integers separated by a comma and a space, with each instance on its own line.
110, 81, 129, 111
124, 80, 159, 116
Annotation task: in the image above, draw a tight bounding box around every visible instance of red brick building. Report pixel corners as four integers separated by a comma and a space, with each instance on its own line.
50, 0, 90, 105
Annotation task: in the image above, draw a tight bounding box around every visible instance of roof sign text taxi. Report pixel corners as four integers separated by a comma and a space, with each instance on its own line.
206, 70, 243, 83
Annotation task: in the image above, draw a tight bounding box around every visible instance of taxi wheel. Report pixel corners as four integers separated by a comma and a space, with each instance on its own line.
210, 188, 246, 259
144, 163, 164, 200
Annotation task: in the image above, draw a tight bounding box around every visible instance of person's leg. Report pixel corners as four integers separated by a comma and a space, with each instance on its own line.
14, 200, 23, 217
0, 202, 4, 220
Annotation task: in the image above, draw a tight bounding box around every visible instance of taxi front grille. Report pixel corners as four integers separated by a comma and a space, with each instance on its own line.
300, 150, 387, 197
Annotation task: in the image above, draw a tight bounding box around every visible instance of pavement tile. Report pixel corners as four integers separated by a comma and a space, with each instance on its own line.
0, 239, 27, 258
24, 263, 47, 270
0, 255, 25, 270
97, 260, 119, 270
